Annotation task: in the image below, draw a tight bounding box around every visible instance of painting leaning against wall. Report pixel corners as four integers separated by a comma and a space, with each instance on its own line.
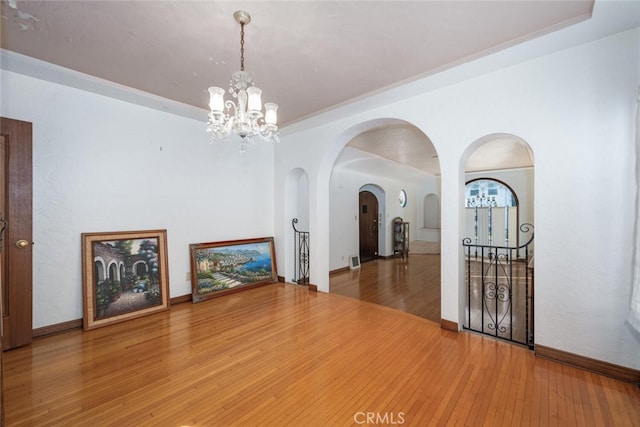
81, 229, 170, 330
190, 237, 278, 303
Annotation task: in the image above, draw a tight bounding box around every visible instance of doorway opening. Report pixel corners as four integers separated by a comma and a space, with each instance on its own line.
461, 135, 535, 348
328, 119, 441, 323
359, 190, 379, 263
284, 168, 310, 285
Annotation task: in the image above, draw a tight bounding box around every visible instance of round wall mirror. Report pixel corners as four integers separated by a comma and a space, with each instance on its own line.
399, 189, 407, 207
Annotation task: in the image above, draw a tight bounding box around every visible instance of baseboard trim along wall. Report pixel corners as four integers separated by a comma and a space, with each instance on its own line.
440, 319, 459, 332
535, 344, 640, 385
329, 266, 350, 275
33, 294, 193, 338
33, 318, 82, 338
170, 294, 192, 305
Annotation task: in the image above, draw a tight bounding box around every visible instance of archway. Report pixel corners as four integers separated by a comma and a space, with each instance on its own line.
327, 118, 442, 322
133, 260, 148, 278
284, 168, 310, 284
423, 193, 440, 230
358, 184, 386, 263
94, 258, 106, 283
464, 178, 519, 249
460, 134, 535, 346
107, 261, 119, 282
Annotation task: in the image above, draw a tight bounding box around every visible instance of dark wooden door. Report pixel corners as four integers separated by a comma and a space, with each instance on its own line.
0, 134, 4, 426
1, 118, 33, 350
359, 191, 379, 263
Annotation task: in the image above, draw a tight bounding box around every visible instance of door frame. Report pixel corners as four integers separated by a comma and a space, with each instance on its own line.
1, 117, 33, 350
358, 190, 379, 262
359, 184, 386, 259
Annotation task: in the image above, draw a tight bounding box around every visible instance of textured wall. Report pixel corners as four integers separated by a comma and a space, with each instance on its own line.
275, 29, 640, 369
1, 70, 275, 328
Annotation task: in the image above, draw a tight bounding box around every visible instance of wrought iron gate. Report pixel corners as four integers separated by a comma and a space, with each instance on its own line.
292, 218, 309, 284
463, 223, 534, 348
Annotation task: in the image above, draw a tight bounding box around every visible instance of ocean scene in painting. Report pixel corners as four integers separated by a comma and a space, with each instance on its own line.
194, 241, 274, 298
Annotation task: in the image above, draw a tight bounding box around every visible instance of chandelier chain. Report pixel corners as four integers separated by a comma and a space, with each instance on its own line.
206, 10, 279, 148
240, 23, 245, 71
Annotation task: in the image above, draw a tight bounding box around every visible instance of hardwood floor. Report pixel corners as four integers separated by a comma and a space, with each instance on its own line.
330, 254, 441, 323
4, 283, 639, 426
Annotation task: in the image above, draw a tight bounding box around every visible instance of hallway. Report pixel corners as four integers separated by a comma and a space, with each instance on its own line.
330, 254, 441, 323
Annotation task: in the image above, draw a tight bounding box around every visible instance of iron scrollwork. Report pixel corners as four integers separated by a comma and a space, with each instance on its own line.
484, 252, 512, 334
463, 224, 534, 348
292, 218, 310, 285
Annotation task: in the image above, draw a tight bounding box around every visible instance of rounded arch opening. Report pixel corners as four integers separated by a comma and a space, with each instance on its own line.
423, 193, 441, 230
284, 167, 310, 284
94, 257, 106, 283
458, 133, 535, 345
464, 177, 520, 249
460, 133, 534, 257
107, 261, 119, 282
324, 117, 442, 322
358, 183, 386, 263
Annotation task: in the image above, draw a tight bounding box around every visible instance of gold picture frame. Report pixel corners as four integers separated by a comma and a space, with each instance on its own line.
81, 229, 170, 330
190, 237, 278, 303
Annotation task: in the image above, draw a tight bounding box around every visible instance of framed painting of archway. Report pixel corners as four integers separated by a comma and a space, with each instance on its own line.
81, 229, 170, 330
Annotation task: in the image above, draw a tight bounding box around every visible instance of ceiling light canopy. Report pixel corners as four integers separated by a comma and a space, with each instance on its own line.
206, 10, 279, 152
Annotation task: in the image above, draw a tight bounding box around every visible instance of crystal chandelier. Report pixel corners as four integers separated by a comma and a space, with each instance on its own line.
206, 10, 279, 151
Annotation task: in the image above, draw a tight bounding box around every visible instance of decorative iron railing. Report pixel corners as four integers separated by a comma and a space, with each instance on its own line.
462, 223, 534, 348
292, 218, 309, 285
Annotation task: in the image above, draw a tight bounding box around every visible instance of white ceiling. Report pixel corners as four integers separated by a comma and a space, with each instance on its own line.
343, 124, 534, 175
1, 0, 596, 126
345, 123, 441, 175
1, 0, 629, 174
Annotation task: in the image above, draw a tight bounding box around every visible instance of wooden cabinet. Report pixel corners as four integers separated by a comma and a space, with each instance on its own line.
393, 217, 409, 258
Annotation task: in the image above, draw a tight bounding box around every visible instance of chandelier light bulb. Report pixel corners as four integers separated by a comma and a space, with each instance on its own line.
264, 103, 278, 126
208, 87, 225, 112
246, 86, 262, 114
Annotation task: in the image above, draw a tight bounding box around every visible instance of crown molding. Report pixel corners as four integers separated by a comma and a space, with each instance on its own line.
1, 49, 207, 122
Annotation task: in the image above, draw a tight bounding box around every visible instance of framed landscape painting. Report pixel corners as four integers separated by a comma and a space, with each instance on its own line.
190, 237, 278, 303
81, 229, 170, 330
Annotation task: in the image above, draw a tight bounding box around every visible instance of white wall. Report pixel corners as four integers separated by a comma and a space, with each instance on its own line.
328, 148, 435, 270
416, 176, 442, 243
1, 71, 275, 328
275, 28, 640, 369
283, 168, 310, 283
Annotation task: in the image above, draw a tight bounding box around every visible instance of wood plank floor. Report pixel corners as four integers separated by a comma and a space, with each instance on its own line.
4, 283, 640, 426
330, 254, 441, 323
